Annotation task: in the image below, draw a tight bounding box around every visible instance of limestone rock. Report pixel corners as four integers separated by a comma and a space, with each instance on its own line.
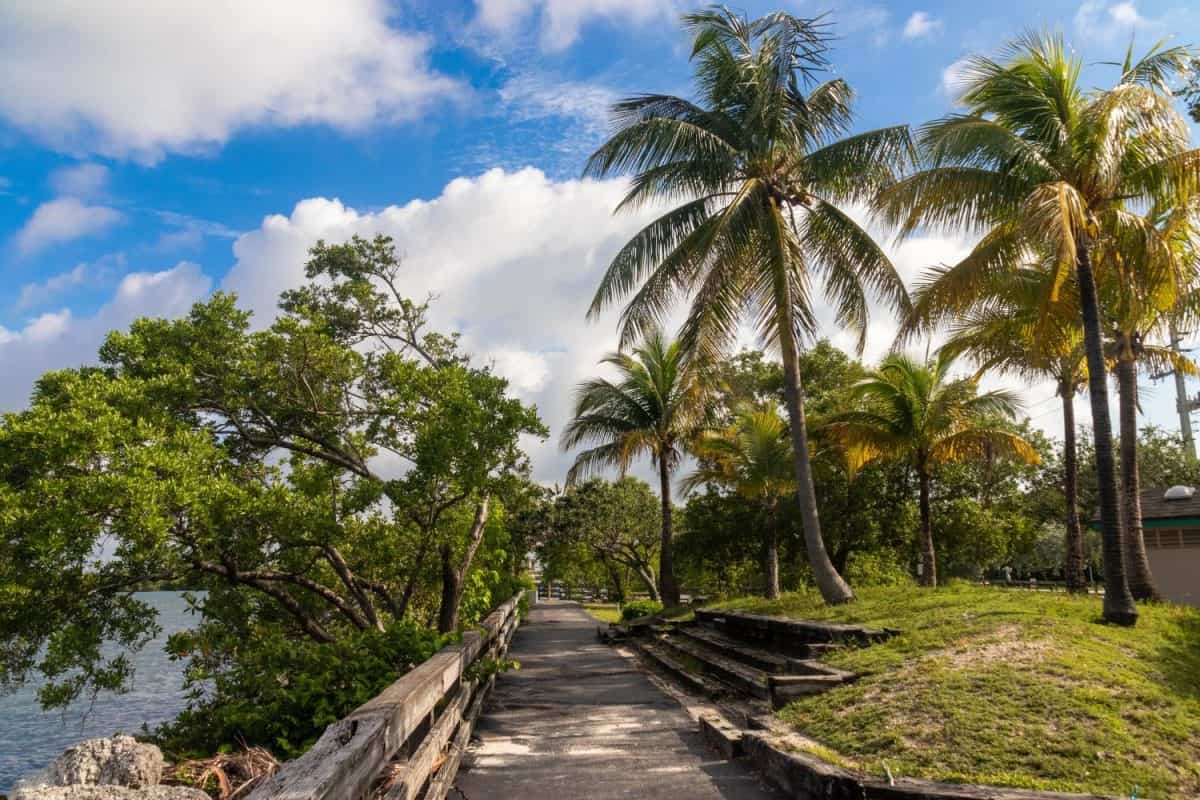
32, 736, 163, 789
12, 787, 209, 800
11, 786, 208, 800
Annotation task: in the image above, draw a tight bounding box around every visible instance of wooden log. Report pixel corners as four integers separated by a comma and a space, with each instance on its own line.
247, 593, 522, 800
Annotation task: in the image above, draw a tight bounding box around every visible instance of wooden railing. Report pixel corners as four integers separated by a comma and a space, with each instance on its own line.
248, 592, 524, 800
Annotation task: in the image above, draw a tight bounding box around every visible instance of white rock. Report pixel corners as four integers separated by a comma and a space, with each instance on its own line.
21, 736, 163, 789
11, 787, 208, 800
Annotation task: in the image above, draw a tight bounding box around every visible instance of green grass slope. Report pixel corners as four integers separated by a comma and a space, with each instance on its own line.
712, 584, 1200, 797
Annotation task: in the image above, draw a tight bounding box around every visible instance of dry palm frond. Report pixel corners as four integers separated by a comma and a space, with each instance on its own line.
173, 745, 280, 799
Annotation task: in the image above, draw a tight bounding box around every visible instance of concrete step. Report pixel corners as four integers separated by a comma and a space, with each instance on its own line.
694, 608, 895, 652
656, 632, 771, 700
676, 624, 840, 672
631, 638, 736, 700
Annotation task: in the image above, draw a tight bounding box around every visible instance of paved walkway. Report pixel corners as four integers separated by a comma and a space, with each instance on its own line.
454, 600, 774, 799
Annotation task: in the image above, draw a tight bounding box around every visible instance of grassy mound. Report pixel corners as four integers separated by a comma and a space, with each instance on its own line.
712, 584, 1200, 797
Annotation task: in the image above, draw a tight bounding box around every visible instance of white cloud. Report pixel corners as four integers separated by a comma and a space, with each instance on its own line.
17, 264, 90, 309
14, 197, 123, 254
902, 11, 942, 40
153, 210, 242, 252
499, 73, 617, 137
49, 163, 110, 198
0, 263, 211, 410
474, 0, 674, 51
1074, 1, 1155, 41
0, 1, 460, 162
940, 57, 972, 98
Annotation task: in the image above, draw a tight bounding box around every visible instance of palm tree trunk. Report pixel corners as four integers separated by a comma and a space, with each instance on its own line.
775, 281, 854, 604
1115, 354, 1162, 602
1060, 379, 1087, 593
657, 457, 680, 606
765, 502, 781, 600
917, 462, 937, 588
1075, 240, 1137, 625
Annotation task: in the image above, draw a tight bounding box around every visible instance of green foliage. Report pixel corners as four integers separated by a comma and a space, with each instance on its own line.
842, 550, 913, 587
156, 619, 447, 760
620, 599, 664, 621
463, 656, 520, 684
538, 478, 662, 602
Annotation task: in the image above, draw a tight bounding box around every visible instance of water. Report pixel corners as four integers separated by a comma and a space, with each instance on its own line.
0, 592, 199, 794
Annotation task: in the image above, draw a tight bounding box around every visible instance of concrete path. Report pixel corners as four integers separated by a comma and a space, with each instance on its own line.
454, 600, 774, 799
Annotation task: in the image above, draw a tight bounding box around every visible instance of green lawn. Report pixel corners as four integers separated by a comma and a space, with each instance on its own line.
712, 584, 1200, 798
582, 603, 622, 624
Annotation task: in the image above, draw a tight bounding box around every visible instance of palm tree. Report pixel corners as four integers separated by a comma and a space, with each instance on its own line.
684, 402, 795, 598
825, 354, 1039, 588
934, 265, 1090, 591
873, 33, 1199, 623
583, 7, 913, 604
1096, 202, 1200, 601
561, 330, 705, 606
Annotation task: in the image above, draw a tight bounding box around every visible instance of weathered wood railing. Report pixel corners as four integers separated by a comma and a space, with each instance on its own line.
248, 592, 524, 800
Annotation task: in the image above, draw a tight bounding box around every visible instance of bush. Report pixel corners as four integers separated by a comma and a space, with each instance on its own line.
620, 599, 664, 621
844, 550, 914, 587
154, 620, 448, 760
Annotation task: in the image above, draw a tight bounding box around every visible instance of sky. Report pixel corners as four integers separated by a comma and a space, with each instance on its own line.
1, 0, 1199, 484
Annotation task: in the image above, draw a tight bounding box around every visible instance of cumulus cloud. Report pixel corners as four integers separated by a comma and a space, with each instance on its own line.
940, 57, 973, 98
49, 163, 110, 199
474, 0, 674, 51
0, 263, 211, 410
1074, 1, 1155, 41
17, 264, 90, 309
0, 1, 460, 162
902, 11, 942, 40
14, 197, 124, 254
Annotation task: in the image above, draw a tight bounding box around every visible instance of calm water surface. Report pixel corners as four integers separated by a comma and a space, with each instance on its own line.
0, 592, 199, 794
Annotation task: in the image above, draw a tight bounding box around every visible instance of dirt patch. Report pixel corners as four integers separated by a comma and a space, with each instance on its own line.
940, 625, 1054, 669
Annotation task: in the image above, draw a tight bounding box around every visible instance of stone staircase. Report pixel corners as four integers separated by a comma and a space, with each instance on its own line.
605, 607, 895, 710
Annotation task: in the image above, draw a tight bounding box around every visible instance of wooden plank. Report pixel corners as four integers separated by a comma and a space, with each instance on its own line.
247, 593, 522, 800
381, 680, 477, 800
421, 674, 492, 800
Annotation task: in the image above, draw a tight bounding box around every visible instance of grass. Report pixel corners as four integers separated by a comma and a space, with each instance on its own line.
711, 583, 1200, 798
581, 602, 695, 625
582, 603, 622, 624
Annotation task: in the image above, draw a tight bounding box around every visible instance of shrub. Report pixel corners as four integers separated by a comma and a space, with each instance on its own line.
154, 620, 448, 760
844, 550, 914, 587
620, 599, 664, 621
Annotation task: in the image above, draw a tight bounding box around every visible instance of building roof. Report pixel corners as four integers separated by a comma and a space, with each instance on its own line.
1134, 487, 1200, 521
1090, 487, 1200, 526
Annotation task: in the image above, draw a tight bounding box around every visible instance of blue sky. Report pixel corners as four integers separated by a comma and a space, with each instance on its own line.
1, 0, 1198, 481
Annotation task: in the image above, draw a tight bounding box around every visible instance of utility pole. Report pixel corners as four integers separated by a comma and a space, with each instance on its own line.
1154, 321, 1199, 462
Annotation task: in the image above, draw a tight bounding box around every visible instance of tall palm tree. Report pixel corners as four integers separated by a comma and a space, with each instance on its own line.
684, 402, 795, 598
934, 265, 1090, 592
561, 330, 705, 606
1096, 201, 1200, 601
873, 33, 1199, 623
825, 354, 1039, 588
583, 7, 913, 604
